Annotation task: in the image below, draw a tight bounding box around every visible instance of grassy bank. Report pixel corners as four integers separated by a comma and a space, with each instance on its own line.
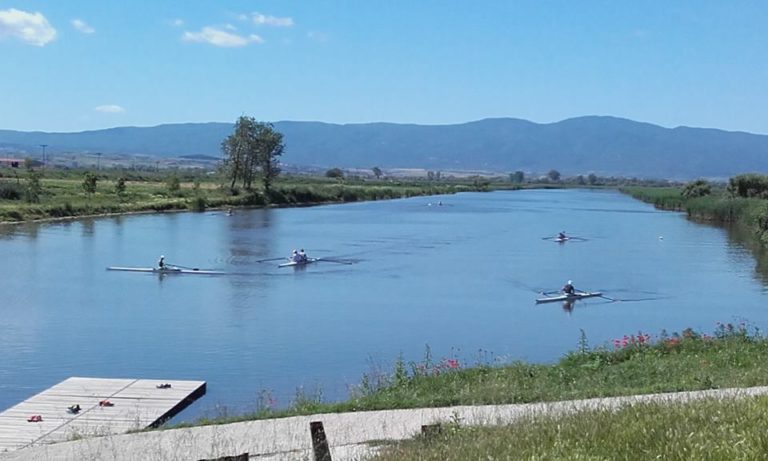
183, 323, 768, 428
362, 325, 768, 459
374, 396, 768, 460
179, 323, 768, 457
0, 172, 476, 223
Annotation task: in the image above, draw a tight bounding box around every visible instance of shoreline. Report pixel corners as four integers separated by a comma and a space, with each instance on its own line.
0, 186, 463, 227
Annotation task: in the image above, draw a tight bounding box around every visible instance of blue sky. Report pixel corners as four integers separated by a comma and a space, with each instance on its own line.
1, 1, 766, 133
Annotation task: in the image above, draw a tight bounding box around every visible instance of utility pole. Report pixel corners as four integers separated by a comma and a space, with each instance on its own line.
40, 144, 48, 169
96, 153, 102, 170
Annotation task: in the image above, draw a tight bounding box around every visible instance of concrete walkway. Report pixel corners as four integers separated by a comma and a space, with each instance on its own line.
2, 386, 768, 461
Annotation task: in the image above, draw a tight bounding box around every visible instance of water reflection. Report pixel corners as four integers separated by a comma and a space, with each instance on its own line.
227, 209, 274, 263
81, 219, 95, 237
0, 223, 39, 240
725, 224, 768, 286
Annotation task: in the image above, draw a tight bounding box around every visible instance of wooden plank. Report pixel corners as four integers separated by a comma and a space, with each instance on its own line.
0, 377, 205, 453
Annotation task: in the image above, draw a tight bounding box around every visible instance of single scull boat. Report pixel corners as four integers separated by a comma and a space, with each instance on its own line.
107, 266, 225, 275
536, 292, 602, 304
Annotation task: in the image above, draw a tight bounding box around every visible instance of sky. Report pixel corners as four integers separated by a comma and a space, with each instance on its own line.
1, 1, 767, 134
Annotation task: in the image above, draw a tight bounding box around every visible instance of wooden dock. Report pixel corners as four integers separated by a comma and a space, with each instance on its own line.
0, 377, 206, 453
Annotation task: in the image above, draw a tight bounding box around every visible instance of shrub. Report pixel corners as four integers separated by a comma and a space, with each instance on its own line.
0, 182, 22, 200
682, 179, 712, 198
25, 171, 43, 203
166, 174, 181, 194
189, 196, 207, 212
82, 172, 98, 197
114, 177, 127, 197
325, 168, 344, 179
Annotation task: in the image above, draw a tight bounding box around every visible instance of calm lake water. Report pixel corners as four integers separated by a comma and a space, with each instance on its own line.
2, 189, 767, 421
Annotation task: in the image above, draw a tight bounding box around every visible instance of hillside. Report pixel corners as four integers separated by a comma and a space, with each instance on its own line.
2, 116, 767, 178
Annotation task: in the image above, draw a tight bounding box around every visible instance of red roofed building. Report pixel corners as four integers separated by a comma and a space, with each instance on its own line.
0, 158, 21, 168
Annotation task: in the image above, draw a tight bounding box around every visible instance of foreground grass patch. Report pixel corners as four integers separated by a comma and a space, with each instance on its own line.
374, 396, 768, 460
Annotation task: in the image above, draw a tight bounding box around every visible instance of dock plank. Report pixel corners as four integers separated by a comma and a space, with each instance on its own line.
0, 377, 205, 453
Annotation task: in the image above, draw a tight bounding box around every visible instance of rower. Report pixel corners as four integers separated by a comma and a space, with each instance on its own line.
562, 280, 576, 295
291, 250, 302, 263
299, 249, 308, 262
558, 231, 567, 240
158, 255, 166, 269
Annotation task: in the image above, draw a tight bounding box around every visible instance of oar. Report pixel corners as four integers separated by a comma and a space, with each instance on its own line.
316, 258, 354, 265
540, 290, 561, 295
166, 263, 200, 271
255, 257, 287, 263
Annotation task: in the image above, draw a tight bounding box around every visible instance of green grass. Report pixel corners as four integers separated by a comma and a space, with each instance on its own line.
361, 325, 768, 460
177, 324, 768, 429
373, 396, 768, 460
0, 172, 477, 222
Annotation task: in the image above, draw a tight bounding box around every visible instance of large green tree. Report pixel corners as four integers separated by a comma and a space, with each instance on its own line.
221, 116, 284, 192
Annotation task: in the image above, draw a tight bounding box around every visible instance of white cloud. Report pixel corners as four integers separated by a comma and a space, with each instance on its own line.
0, 8, 56, 46
94, 105, 125, 114
71, 19, 94, 34
182, 26, 263, 47
171, 18, 184, 27
250, 12, 294, 27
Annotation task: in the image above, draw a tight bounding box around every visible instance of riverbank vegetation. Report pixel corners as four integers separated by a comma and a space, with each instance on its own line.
179, 324, 768, 459
184, 322, 768, 428
623, 174, 768, 245
0, 168, 477, 223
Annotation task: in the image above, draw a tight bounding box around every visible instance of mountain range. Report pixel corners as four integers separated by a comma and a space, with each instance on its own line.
1, 116, 767, 179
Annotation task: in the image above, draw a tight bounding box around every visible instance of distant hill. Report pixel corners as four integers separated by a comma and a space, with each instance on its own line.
2, 116, 768, 179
